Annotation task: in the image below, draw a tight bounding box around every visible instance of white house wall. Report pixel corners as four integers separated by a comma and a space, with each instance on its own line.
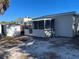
55, 15, 74, 37
25, 29, 46, 37
33, 29, 46, 37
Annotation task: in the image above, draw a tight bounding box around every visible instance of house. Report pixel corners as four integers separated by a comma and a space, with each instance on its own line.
16, 17, 32, 25
16, 18, 24, 25
24, 12, 79, 38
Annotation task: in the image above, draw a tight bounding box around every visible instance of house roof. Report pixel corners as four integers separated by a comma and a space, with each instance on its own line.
33, 11, 76, 20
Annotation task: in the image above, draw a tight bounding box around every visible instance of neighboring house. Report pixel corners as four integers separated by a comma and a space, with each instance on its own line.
24, 11, 79, 38
16, 17, 32, 25
16, 18, 24, 25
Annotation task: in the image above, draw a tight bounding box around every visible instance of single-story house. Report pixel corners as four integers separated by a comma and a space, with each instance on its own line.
24, 11, 79, 38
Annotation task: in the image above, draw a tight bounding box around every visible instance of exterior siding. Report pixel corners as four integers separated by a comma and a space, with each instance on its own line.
33, 29, 46, 37
55, 15, 74, 37
25, 29, 46, 37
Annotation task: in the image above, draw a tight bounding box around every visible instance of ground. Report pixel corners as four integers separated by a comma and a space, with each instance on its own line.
0, 36, 79, 59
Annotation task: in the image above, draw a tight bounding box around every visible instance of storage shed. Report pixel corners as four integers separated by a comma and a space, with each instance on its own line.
6, 25, 21, 37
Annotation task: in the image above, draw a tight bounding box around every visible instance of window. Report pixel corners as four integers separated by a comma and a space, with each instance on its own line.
33, 20, 44, 29
45, 20, 51, 29
33, 21, 39, 29
39, 20, 44, 29
51, 19, 55, 28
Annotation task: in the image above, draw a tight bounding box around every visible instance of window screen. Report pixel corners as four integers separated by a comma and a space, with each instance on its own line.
33, 21, 39, 29
39, 20, 44, 29
45, 20, 51, 29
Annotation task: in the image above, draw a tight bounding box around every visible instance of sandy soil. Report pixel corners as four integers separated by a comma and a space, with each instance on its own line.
0, 37, 79, 59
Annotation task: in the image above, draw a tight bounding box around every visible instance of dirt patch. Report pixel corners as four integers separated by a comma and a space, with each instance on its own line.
0, 36, 30, 48
5, 47, 36, 59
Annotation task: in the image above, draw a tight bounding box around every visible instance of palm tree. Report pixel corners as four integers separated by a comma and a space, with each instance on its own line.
0, 0, 9, 14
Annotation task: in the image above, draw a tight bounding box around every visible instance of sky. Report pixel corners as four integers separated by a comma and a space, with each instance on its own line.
0, 0, 79, 22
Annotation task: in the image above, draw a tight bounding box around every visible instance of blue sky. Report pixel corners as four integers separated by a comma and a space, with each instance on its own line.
0, 0, 79, 22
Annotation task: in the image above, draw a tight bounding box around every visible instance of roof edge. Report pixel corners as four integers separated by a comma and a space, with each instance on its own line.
33, 11, 76, 20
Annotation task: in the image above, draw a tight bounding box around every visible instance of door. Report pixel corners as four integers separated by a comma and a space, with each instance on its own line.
2, 25, 6, 36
